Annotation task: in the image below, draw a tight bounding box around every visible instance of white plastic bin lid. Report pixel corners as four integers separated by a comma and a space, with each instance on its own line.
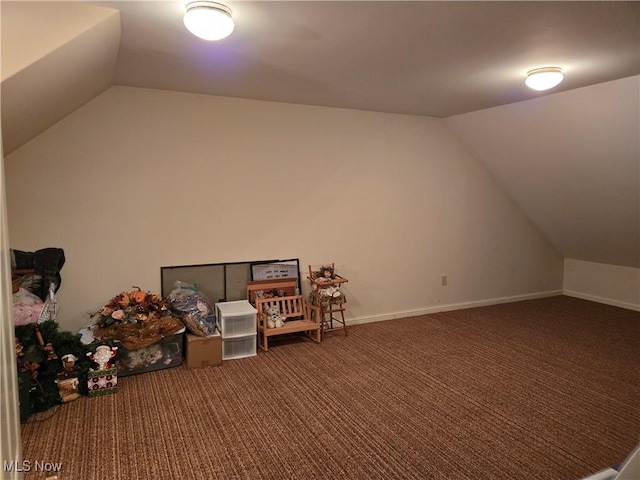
216, 300, 257, 315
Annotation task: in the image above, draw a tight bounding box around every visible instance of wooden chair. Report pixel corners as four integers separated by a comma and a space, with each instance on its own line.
255, 295, 321, 352
246, 278, 298, 307
307, 263, 348, 337
307, 263, 348, 289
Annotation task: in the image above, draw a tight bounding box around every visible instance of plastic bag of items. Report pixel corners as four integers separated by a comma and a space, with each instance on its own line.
168, 281, 218, 336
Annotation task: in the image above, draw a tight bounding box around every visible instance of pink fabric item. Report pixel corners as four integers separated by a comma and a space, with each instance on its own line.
13, 304, 44, 326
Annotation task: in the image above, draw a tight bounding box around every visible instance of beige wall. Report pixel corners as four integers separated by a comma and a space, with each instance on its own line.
5, 86, 562, 333
564, 259, 640, 311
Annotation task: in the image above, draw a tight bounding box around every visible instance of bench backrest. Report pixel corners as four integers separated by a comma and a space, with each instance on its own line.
255, 295, 306, 320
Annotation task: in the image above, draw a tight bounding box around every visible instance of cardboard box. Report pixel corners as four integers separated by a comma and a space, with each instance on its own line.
186, 333, 222, 368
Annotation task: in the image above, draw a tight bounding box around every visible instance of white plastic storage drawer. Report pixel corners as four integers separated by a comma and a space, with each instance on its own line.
223, 334, 257, 360
216, 300, 257, 338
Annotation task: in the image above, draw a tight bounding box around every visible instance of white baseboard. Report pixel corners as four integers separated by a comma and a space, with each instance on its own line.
580, 468, 618, 480
346, 290, 564, 326
563, 290, 640, 312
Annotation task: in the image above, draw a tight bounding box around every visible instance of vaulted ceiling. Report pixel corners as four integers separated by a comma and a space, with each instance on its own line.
2, 1, 639, 267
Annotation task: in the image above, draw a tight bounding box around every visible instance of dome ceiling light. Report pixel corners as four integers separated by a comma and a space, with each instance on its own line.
525, 67, 564, 91
183, 1, 235, 41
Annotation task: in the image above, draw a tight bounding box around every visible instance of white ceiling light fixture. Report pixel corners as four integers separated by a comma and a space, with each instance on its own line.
183, 1, 235, 41
525, 67, 564, 91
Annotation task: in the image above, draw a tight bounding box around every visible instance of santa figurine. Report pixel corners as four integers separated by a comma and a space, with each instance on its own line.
87, 345, 118, 371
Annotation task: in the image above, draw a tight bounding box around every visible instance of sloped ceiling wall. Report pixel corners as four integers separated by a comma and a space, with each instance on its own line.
1, 2, 638, 271
0, 2, 120, 155
445, 77, 639, 269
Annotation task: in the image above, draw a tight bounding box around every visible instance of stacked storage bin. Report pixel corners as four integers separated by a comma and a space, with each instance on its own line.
215, 300, 257, 360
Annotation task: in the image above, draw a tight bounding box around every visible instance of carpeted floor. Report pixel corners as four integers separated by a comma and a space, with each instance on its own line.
20, 296, 640, 480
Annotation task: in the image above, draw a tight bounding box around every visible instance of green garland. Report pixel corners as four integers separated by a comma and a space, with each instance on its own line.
14, 321, 91, 416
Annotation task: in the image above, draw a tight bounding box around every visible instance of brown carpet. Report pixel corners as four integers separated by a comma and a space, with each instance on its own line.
20, 296, 639, 480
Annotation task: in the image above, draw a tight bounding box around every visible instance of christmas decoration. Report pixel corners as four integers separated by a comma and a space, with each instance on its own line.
87, 345, 118, 371
55, 354, 81, 403
87, 367, 117, 397
15, 337, 24, 357
93, 287, 183, 350
87, 345, 118, 397
14, 321, 90, 419
35, 326, 59, 360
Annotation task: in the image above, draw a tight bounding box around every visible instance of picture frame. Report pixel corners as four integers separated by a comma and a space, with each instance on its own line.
250, 258, 301, 291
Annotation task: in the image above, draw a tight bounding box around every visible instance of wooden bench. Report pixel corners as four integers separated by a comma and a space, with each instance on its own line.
255, 295, 321, 352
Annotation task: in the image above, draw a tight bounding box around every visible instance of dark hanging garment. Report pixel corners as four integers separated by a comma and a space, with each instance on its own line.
11, 248, 65, 300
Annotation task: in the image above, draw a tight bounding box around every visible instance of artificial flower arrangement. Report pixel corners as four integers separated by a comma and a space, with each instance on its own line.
98, 286, 171, 326
94, 287, 184, 350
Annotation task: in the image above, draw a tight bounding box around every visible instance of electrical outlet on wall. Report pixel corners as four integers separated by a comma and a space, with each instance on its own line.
441, 274, 448, 287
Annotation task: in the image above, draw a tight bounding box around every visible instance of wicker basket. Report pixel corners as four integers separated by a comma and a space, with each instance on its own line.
11, 269, 33, 293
